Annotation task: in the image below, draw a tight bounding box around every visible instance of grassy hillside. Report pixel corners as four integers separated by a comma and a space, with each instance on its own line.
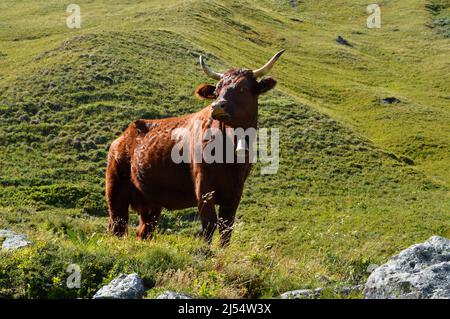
0, 0, 449, 298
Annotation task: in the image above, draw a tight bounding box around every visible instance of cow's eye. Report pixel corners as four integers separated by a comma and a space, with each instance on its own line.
240, 87, 248, 93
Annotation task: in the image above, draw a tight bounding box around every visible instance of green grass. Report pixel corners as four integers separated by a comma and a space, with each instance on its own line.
0, 0, 449, 298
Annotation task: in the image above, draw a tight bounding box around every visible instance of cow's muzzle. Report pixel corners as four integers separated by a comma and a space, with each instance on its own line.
211, 100, 230, 120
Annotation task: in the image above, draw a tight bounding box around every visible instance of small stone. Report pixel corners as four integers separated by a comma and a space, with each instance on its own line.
280, 285, 363, 299
280, 289, 315, 299
93, 273, 146, 299
156, 291, 192, 299
339, 285, 364, 296
2, 234, 32, 251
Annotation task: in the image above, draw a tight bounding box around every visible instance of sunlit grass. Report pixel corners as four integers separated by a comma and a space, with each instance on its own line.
0, 0, 449, 298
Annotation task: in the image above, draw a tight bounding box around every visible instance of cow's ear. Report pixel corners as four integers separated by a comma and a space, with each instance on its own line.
256, 77, 277, 95
195, 84, 217, 100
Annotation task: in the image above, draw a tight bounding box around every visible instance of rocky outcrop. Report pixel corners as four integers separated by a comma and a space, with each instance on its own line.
93, 273, 146, 299
364, 236, 450, 299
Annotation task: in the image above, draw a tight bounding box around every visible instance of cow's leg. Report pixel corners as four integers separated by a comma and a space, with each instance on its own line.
106, 166, 130, 237
195, 184, 218, 244
218, 202, 239, 247
137, 207, 162, 240
199, 202, 217, 244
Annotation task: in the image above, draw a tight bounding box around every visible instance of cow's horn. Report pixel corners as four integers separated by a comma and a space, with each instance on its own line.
252, 50, 285, 78
199, 55, 223, 80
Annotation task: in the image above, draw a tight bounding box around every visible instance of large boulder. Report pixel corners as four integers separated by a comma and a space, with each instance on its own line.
0, 229, 32, 252
364, 236, 450, 299
93, 273, 146, 299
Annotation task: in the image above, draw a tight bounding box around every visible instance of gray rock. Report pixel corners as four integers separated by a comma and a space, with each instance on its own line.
281, 289, 316, 299
93, 273, 146, 299
364, 236, 450, 299
2, 235, 31, 251
1, 230, 32, 252
340, 285, 364, 297
156, 291, 191, 299
281, 285, 363, 299
0, 229, 17, 238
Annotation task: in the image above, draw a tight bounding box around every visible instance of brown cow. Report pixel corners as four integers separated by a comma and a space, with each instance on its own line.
106, 50, 285, 246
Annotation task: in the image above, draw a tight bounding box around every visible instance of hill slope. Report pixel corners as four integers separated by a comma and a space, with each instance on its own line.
0, 0, 449, 298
